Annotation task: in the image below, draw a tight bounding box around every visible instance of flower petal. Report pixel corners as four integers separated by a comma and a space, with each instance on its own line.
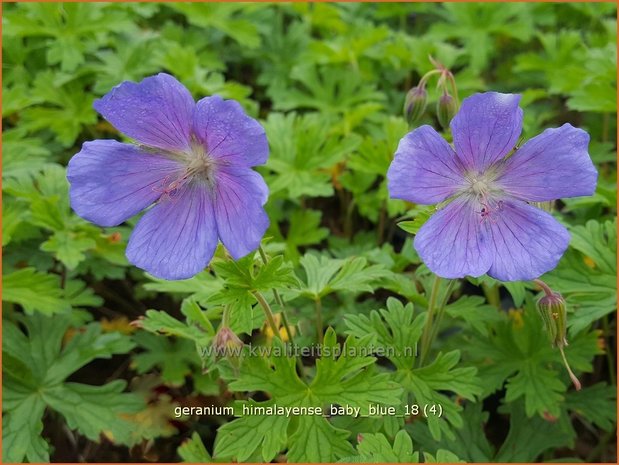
450, 92, 523, 172
67, 140, 183, 227
414, 197, 493, 278
126, 183, 218, 280
94, 73, 195, 152
193, 95, 268, 168
387, 125, 467, 204
495, 124, 597, 201
486, 200, 570, 282
213, 165, 269, 259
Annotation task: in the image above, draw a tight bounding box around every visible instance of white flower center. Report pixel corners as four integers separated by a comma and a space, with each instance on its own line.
463, 167, 503, 199
157, 140, 219, 200
187, 154, 216, 184
459, 170, 505, 224
470, 177, 490, 196
182, 140, 218, 188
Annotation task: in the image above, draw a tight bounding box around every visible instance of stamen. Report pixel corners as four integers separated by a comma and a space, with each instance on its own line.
155, 138, 218, 203
158, 172, 192, 202
476, 198, 503, 224
152, 174, 172, 193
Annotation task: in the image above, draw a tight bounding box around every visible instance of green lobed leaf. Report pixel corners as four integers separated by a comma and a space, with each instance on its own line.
214, 401, 290, 462
353, 431, 420, 463
2, 314, 141, 460
296, 253, 390, 300
565, 383, 617, 432
344, 297, 426, 369
2, 268, 71, 315
178, 432, 213, 462
132, 332, 199, 386
287, 415, 355, 462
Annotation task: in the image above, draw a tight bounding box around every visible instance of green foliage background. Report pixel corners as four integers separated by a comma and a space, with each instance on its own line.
2, 2, 617, 463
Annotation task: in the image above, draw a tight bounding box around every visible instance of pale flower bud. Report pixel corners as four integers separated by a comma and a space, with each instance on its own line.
537, 292, 568, 348
213, 326, 243, 358
404, 86, 427, 125
436, 92, 457, 129
536, 288, 581, 391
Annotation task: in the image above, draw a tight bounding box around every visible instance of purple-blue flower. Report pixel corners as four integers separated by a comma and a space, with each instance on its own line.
67, 73, 269, 280
387, 92, 597, 282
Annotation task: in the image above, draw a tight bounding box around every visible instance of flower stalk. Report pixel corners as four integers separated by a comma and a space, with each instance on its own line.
404, 57, 460, 127
252, 290, 281, 340
534, 279, 581, 391
315, 297, 324, 344
426, 279, 456, 354
257, 245, 307, 381
418, 276, 442, 366
257, 245, 297, 345
559, 345, 582, 392
482, 282, 501, 309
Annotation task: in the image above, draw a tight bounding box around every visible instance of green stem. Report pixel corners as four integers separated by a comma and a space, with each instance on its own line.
533, 278, 554, 297
559, 346, 582, 391
315, 297, 324, 344
602, 112, 609, 144
257, 245, 307, 381
447, 71, 459, 106
253, 290, 281, 340
273, 287, 285, 307
418, 276, 442, 366
258, 245, 296, 344
427, 280, 456, 351
222, 304, 231, 327
272, 291, 296, 347
418, 69, 441, 88
345, 196, 356, 240
258, 245, 269, 264
482, 282, 501, 309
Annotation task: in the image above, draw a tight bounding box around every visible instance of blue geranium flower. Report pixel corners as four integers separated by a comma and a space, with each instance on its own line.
387, 92, 597, 281
67, 73, 269, 280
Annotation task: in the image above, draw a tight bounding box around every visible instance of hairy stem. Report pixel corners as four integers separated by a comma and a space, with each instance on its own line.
447, 72, 459, 106
222, 304, 231, 327
427, 280, 456, 352
559, 346, 582, 391
315, 297, 324, 344
533, 278, 554, 297
418, 69, 441, 88
257, 245, 307, 380
253, 291, 281, 340
418, 276, 442, 366
258, 245, 296, 344
482, 282, 501, 309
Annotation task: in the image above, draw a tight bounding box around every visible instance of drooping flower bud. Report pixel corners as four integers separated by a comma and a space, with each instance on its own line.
213, 326, 244, 358
404, 86, 427, 126
536, 286, 581, 391
537, 291, 568, 348
436, 92, 457, 129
